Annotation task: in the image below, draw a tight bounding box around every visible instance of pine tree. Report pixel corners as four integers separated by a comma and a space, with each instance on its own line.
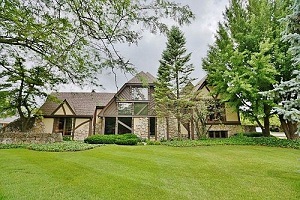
155, 26, 194, 138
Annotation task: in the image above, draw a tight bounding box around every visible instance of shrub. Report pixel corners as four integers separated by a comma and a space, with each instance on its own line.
27, 141, 101, 152
84, 134, 140, 145
84, 134, 116, 144
234, 132, 264, 137
146, 140, 161, 145
115, 138, 138, 145
161, 136, 300, 149
63, 136, 72, 141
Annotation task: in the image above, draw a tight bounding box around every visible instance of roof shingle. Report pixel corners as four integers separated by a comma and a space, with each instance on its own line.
40, 92, 115, 116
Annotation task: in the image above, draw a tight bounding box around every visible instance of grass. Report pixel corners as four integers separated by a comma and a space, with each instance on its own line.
0, 145, 299, 200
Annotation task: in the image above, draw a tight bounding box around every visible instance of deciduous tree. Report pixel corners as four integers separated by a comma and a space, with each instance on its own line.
0, 0, 194, 131
202, 0, 295, 136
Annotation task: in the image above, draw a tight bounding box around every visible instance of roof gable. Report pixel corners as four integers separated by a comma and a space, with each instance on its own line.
40, 92, 115, 116
127, 71, 156, 85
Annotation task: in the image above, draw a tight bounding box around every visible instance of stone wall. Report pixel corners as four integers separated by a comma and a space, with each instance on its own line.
0, 132, 62, 144
133, 117, 149, 139
206, 124, 244, 137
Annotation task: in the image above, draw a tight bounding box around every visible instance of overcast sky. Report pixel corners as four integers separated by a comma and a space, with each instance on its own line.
59, 0, 229, 93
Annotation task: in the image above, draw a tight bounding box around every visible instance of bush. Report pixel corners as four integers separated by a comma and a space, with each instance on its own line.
115, 138, 138, 145
161, 136, 300, 149
146, 140, 161, 145
234, 132, 264, 137
27, 141, 101, 152
63, 136, 72, 141
84, 134, 116, 144
84, 134, 139, 145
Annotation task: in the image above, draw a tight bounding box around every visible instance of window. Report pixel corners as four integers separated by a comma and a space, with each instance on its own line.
54, 118, 73, 135
149, 117, 156, 136
118, 103, 132, 115
207, 101, 225, 122
134, 103, 148, 115
118, 117, 132, 134
209, 131, 228, 138
104, 117, 116, 134
132, 87, 148, 100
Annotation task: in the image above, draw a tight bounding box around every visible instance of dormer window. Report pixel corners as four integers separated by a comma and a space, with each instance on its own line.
132, 87, 148, 100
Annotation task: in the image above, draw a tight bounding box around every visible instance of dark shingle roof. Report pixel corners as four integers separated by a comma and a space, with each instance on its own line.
127, 71, 156, 84
40, 92, 115, 116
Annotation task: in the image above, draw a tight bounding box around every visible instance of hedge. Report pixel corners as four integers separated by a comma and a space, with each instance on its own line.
84, 133, 139, 145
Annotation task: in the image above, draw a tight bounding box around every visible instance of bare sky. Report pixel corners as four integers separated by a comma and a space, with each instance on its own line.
59, 0, 229, 93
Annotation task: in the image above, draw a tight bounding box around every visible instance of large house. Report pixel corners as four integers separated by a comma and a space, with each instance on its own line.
39, 71, 241, 140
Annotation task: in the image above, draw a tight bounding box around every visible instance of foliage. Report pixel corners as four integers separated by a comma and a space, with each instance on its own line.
281, 0, 300, 65
0, 0, 194, 129
145, 140, 161, 145
161, 136, 300, 149
0, 141, 100, 151
202, 0, 296, 137
234, 132, 264, 137
263, 70, 300, 139
84, 133, 139, 145
115, 138, 138, 145
0, 143, 27, 149
154, 26, 194, 138
84, 134, 116, 144
27, 141, 101, 152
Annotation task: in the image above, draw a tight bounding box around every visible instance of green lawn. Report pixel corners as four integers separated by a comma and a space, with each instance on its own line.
0, 145, 299, 200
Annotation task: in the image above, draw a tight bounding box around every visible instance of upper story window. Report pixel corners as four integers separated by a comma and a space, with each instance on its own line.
118, 103, 132, 115
207, 101, 226, 122
132, 87, 148, 100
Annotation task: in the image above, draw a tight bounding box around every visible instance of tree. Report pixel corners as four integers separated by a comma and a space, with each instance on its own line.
263, 70, 300, 139
267, 0, 300, 139
282, 0, 300, 66
202, 0, 295, 137
155, 26, 194, 138
0, 0, 194, 131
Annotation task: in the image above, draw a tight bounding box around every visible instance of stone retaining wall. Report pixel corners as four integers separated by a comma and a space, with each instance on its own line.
0, 132, 62, 144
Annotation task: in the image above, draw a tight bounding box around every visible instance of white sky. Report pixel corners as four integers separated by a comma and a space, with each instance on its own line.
58, 0, 229, 93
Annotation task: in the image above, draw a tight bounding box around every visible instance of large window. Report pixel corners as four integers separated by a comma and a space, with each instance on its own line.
104, 117, 116, 134
54, 118, 73, 135
132, 87, 148, 100
118, 103, 132, 115
207, 101, 225, 122
118, 102, 148, 116
118, 117, 132, 134
134, 103, 148, 115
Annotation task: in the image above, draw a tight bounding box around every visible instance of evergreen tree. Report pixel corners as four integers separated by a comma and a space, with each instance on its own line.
155, 26, 194, 138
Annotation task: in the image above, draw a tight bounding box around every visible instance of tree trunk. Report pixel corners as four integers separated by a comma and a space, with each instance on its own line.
262, 116, 270, 137
262, 104, 271, 137
279, 115, 298, 140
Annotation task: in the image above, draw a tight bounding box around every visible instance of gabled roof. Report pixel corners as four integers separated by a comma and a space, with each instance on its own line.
193, 75, 207, 92
40, 92, 115, 116
127, 71, 156, 84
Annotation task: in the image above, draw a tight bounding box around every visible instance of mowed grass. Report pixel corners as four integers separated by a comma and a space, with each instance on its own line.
0, 145, 299, 200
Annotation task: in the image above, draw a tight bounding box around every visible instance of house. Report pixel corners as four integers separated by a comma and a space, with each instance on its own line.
39, 92, 114, 140
193, 76, 242, 138
39, 72, 241, 140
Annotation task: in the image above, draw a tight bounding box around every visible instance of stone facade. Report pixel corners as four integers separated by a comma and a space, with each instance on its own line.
133, 117, 149, 139
74, 123, 90, 141
207, 124, 244, 137
0, 132, 62, 144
